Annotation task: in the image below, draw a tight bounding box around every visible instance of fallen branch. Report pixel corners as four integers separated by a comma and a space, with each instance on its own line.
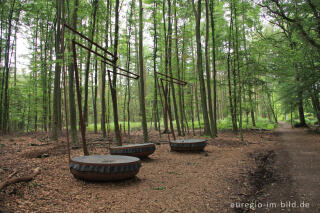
30, 143, 52, 146
0, 167, 41, 191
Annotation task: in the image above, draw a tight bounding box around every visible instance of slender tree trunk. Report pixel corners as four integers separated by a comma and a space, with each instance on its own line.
209, 0, 218, 136
227, 2, 237, 132
167, 0, 181, 136
83, 0, 98, 126
152, 1, 160, 133
126, 0, 134, 138
162, 0, 169, 133
33, 21, 39, 132
249, 89, 256, 126
51, 0, 63, 140
180, 24, 189, 134
68, 0, 79, 144
190, 0, 211, 135
139, 0, 148, 142
195, 82, 202, 133
234, 3, 243, 141
295, 63, 307, 126
27, 75, 32, 132
101, 0, 110, 138
42, 13, 50, 132
93, 54, 98, 133
190, 86, 195, 135
2, 0, 16, 134
205, 0, 214, 138
174, 0, 185, 136
310, 89, 320, 124
48, 39, 53, 131
111, 0, 122, 145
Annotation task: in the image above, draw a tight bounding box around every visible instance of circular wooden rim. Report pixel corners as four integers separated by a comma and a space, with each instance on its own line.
170, 139, 207, 144
70, 155, 141, 167
110, 143, 155, 150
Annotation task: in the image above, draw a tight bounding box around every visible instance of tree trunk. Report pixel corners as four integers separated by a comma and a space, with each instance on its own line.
83, 0, 98, 126
234, 3, 243, 141
167, 0, 181, 136
190, 0, 211, 136
174, 0, 185, 136
110, 0, 122, 145
162, 0, 169, 133
68, 0, 79, 144
51, 0, 63, 140
101, 0, 110, 138
93, 54, 98, 133
152, 1, 160, 133
126, 0, 134, 138
1, 0, 16, 134
205, 0, 214, 138
139, 0, 148, 142
209, 0, 218, 136
310, 89, 320, 125
33, 20, 39, 132
295, 63, 307, 127
227, 1, 237, 133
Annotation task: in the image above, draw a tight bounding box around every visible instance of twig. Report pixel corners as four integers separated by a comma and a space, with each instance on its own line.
0, 167, 41, 191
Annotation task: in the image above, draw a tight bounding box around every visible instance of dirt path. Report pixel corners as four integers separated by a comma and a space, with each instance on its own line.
251, 122, 320, 212
278, 122, 320, 212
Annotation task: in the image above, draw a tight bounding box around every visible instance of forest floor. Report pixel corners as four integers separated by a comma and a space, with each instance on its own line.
0, 124, 319, 212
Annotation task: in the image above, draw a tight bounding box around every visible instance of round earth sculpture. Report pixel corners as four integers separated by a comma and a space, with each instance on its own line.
170, 139, 207, 151
69, 155, 141, 181
109, 143, 156, 159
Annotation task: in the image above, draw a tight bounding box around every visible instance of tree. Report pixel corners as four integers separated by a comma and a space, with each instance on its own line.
209, 0, 218, 136
110, 0, 122, 145
168, 0, 181, 136
190, 0, 211, 136
139, 0, 148, 142
83, 0, 98, 126
68, 0, 79, 144
205, 0, 215, 138
51, 0, 64, 140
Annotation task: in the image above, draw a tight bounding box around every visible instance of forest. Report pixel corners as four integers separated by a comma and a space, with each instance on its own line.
0, 0, 320, 212
1, 0, 320, 141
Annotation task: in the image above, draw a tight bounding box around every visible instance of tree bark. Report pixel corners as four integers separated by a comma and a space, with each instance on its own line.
190, 0, 211, 135
101, 0, 110, 138
162, 0, 169, 133
205, 0, 215, 138
152, 1, 160, 133
1, 0, 16, 134
110, 0, 122, 145
51, 0, 63, 140
68, 0, 79, 144
83, 0, 98, 126
139, 0, 148, 142
174, 0, 185, 136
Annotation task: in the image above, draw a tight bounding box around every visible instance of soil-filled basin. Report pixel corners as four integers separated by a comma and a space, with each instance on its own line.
69, 155, 141, 181
109, 143, 156, 159
170, 139, 207, 151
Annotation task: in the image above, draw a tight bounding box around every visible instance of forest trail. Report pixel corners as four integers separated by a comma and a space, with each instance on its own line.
258, 122, 320, 212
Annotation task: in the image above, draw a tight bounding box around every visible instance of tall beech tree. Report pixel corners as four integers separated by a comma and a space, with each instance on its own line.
110, 0, 122, 145
190, 0, 211, 136
139, 0, 148, 142
51, 0, 64, 140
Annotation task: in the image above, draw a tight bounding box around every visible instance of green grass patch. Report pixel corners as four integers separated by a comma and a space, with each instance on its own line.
86, 117, 277, 133
153, 186, 166, 191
